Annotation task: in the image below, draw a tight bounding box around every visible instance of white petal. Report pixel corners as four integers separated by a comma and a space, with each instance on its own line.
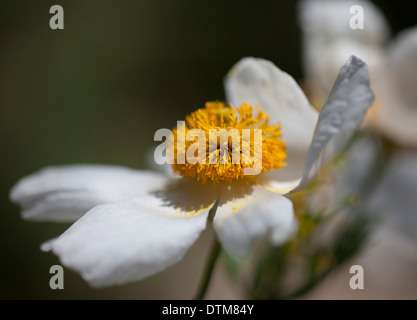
379, 27, 417, 147
224, 57, 319, 181
310, 39, 385, 94
10, 165, 168, 222
212, 182, 295, 259
291, 56, 375, 193
42, 184, 217, 287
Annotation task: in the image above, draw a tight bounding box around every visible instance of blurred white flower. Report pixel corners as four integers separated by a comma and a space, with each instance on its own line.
378, 28, 417, 147
299, 0, 417, 147
10, 56, 374, 288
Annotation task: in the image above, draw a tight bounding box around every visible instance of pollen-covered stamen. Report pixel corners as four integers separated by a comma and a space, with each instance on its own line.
169, 101, 286, 183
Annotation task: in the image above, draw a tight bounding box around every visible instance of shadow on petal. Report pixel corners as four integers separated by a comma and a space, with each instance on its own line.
152, 177, 259, 217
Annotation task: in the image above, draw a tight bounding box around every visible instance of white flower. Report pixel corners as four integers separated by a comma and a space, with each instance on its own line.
10, 56, 374, 288
299, 0, 417, 147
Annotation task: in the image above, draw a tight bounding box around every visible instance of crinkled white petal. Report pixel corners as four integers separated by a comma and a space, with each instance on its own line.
378, 27, 417, 147
212, 182, 295, 259
10, 165, 168, 222
260, 178, 301, 195
224, 57, 319, 181
369, 151, 417, 244
41, 190, 216, 287
291, 56, 375, 193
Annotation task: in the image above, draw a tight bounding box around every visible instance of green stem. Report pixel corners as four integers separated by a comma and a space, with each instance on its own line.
194, 235, 221, 300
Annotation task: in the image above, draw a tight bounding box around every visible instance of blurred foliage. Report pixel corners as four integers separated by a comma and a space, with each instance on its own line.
247, 132, 400, 299
250, 206, 374, 299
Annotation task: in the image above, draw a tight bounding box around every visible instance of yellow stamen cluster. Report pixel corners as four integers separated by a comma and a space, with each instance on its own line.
170, 101, 286, 183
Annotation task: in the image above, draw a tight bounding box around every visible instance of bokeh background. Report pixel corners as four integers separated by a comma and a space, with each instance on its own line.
1, 0, 415, 299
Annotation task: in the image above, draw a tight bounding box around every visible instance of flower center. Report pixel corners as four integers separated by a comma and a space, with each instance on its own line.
169, 101, 286, 183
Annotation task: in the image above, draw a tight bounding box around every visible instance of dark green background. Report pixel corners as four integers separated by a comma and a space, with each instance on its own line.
0, 0, 414, 299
